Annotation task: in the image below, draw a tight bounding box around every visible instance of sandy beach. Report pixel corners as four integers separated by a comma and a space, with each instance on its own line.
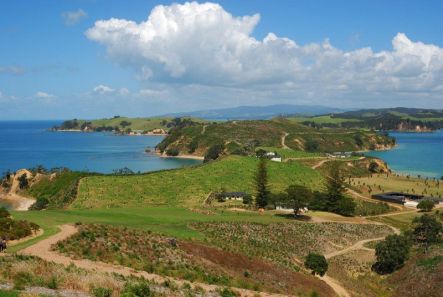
155, 151, 204, 160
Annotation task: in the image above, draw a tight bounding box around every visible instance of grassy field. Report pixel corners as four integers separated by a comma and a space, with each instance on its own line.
11, 207, 291, 241
74, 156, 324, 208
350, 174, 443, 198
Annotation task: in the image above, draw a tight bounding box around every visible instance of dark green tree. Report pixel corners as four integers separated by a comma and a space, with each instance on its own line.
325, 162, 346, 210
304, 253, 328, 276
120, 120, 132, 128
417, 199, 435, 212
203, 144, 225, 163
18, 173, 29, 189
413, 214, 443, 253
284, 185, 313, 216
374, 234, 410, 274
242, 194, 253, 205
335, 196, 356, 216
255, 158, 269, 208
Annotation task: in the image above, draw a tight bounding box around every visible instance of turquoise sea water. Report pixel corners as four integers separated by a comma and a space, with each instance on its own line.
0, 121, 200, 175
367, 130, 443, 179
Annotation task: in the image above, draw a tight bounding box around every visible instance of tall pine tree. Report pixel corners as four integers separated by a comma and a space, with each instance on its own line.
255, 158, 269, 208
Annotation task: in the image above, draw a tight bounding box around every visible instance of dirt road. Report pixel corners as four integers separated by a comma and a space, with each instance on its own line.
19, 225, 292, 297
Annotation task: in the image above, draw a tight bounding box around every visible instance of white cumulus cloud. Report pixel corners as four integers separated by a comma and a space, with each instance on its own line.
62, 9, 87, 26
92, 84, 115, 94
85, 1, 443, 106
36, 91, 56, 99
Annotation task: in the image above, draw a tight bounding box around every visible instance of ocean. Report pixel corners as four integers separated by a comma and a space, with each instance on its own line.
367, 130, 443, 179
0, 121, 201, 175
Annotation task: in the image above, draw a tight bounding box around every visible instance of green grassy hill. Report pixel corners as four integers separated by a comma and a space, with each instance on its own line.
74, 156, 324, 208
53, 116, 207, 133
157, 118, 395, 157
290, 107, 443, 131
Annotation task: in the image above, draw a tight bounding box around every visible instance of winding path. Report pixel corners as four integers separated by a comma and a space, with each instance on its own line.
19, 225, 291, 297
281, 132, 290, 149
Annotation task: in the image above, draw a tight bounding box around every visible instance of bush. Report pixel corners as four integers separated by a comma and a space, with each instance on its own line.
304, 253, 328, 276
122, 282, 152, 297
204, 144, 225, 162
373, 234, 410, 274
417, 199, 435, 212
92, 287, 113, 297
0, 207, 10, 218
165, 147, 180, 156
29, 197, 49, 210
413, 214, 443, 252
305, 140, 319, 152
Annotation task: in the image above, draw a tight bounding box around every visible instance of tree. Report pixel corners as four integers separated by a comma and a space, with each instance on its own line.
203, 144, 225, 163
324, 162, 356, 216
304, 253, 328, 276
413, 214, 443, 253
305, 140, 319, 152
255, 148, 267, 158
120, 120, 132, 128
165, 148, 179, 156
242, 194, 253, 205
325, 162, 346, 210
255, 158, 269, 208
284, 185, 313, 216
335, 196, 356, 216
368, 161, 379, 173
18, 173, 29, 189
417, 199, 435, 212
373, 234, 410, 274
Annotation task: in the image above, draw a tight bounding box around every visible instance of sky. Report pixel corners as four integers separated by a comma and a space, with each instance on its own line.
0, 0, 442, 120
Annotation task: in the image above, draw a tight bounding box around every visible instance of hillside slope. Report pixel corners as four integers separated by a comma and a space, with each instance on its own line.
293, 107, 443, 131
157, 118, 395, 157
52, 117, 206, 134
74, 156, 324, 208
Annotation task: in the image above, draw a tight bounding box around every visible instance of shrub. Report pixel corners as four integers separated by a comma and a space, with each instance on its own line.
373, 234, 410, 274
92, 287, 113, 297
304, 253, 328, 276
417, 199, 435, 212
13, 271, 33, 290
122, 282, 152, 297
305, 140, 319, 152
204, 144, 225, 162
166, 147, 180, 157
413, 214, 443, 252
0, 207, 10, 218
18, 173, 29, 189
29, 197, 49, 210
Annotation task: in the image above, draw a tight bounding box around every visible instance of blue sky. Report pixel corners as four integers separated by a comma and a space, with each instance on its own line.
1, 0, 442, 119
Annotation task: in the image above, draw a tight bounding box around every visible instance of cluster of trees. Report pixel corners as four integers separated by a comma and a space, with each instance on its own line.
374, 213, 442, 274
254, 159, 356, 216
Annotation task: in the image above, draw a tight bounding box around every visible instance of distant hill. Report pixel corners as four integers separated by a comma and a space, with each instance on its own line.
156, 118, 395, 158
52, 117, 206, 134
162, 104, 344, 120
291, 107, 443, 131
